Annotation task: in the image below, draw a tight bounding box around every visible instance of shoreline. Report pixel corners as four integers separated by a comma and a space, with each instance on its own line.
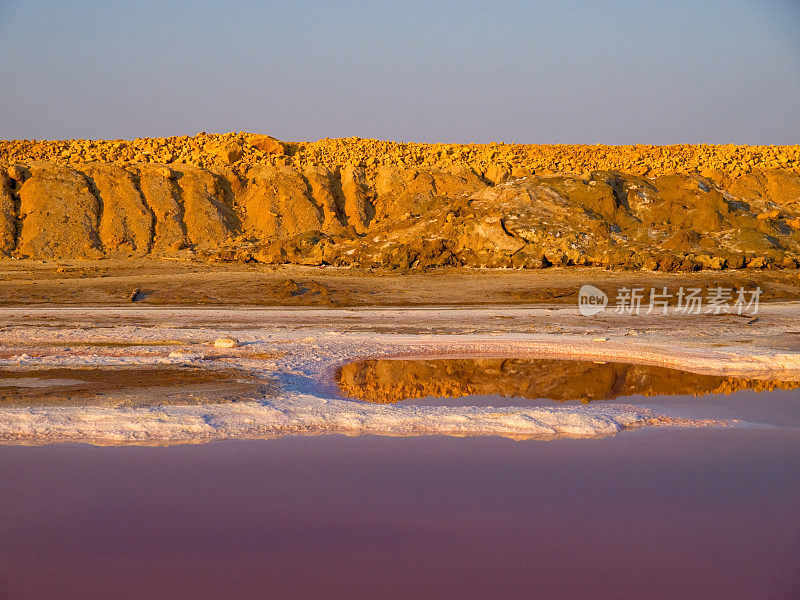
0, 303, 798, 445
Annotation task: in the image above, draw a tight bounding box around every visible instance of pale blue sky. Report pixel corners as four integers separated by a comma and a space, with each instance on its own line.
0, 0, 798, 143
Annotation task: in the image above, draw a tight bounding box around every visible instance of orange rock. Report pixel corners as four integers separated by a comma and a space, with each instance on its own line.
209, 141, 243, 164
247, 134, 285, 155
6, 165, 27, 181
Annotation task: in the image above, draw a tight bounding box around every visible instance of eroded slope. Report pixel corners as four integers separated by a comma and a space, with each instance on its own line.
1, 134, 800, 270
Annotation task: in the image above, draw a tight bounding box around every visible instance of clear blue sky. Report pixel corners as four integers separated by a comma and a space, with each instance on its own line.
0, 0, 798, 143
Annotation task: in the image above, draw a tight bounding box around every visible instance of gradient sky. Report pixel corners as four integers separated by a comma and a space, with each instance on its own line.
0, 0, 798, 144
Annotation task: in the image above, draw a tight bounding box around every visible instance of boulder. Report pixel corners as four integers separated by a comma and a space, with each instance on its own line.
247, 134, 285, 155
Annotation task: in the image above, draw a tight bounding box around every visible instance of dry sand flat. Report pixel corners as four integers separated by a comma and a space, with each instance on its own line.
0, 261, 798, 306
1, 134, 800, 271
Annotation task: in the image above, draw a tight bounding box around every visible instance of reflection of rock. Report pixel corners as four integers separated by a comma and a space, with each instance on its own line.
336, 358, 800, 404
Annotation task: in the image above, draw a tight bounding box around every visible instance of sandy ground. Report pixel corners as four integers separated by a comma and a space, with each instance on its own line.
0, 299, 799, 445
0, 365, 268, 406
1, 261, 799, 305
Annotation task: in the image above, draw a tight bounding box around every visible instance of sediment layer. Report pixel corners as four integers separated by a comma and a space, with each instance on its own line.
0, 365, 267, 406
2, 134, 800, 270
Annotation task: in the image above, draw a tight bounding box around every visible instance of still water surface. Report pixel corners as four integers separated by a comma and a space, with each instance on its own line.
0, 359, 798, 599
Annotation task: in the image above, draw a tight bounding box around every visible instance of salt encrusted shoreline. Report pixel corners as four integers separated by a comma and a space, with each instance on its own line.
0, 394, 708, 446
0, 304, 798, 446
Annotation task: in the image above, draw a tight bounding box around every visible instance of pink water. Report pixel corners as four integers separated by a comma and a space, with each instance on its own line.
0, 390, 798, 599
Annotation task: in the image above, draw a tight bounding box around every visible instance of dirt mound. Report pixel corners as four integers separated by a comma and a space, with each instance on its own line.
1, 135, 800, 270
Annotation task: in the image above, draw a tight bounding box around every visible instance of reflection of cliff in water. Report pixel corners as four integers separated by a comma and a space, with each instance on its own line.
337, 358, 800, 404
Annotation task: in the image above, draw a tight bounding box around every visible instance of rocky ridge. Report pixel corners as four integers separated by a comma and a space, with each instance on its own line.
1, 134, 800, 270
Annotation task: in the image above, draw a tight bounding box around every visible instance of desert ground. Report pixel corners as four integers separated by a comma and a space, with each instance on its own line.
0, 260, 799, 305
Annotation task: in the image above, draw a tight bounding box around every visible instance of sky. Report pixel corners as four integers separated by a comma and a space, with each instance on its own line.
0, 0, 798, 144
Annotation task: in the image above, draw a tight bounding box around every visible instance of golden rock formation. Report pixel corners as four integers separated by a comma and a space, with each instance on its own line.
2, 132, 797, 179
1, 134, 799, 269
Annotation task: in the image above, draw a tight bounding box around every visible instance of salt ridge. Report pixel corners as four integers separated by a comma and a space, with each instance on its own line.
0, 391, 717, 446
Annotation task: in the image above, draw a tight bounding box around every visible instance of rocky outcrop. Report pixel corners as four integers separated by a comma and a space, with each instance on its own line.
84, 164, 153, 256
175, 167, 237, 250
322, 170, 800, 270
0, 169, 17, 256
138, 165, 187, 254
3, 133, 798, 180
240, 165, 324, 240
1, 153, 800, 270
16, 163, 103, 258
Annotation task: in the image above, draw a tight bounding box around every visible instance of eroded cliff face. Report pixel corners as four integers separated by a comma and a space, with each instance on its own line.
1, 134, 800, 269
336, 358, 800, 404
